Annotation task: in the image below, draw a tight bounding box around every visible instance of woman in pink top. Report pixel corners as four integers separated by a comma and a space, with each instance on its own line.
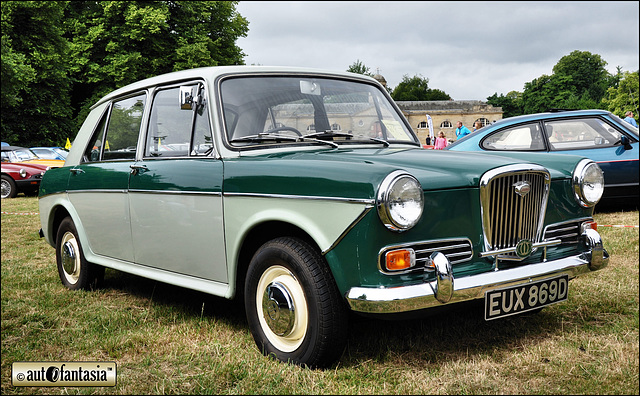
434, 131, 448, 150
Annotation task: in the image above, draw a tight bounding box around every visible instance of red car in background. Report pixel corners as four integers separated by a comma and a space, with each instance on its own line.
1, 162, 49, 199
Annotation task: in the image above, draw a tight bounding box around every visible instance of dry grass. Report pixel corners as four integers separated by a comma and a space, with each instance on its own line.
2, 197, 638, 394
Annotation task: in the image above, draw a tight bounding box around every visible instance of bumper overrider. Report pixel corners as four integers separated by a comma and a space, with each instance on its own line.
346, 228, 608, 314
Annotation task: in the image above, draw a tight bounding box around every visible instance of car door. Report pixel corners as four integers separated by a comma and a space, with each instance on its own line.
542, 117, 639, 196
128, 82, 227, 282
67, 94, 147, 262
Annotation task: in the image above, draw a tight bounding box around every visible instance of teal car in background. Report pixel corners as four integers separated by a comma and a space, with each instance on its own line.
447, 109, 639, 208
38, 66, 609, 368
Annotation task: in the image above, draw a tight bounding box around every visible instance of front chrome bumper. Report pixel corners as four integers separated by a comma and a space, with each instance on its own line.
346, 229, 609, 314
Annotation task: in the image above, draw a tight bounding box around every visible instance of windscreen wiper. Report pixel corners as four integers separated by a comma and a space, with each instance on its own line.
305, 131, 390, 147
231, 132, 338, 148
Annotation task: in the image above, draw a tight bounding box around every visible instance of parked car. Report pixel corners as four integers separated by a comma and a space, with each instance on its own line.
446, 110, 639, 206
1, 146, 65, 169
30, 147, 69, 161
1, 162, 48, 199
38, 66, 609, 368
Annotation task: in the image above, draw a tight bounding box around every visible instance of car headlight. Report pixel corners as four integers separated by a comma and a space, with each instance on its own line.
377, 171, 423, 231
572, 159, 604, 207
19, 169, 27, 178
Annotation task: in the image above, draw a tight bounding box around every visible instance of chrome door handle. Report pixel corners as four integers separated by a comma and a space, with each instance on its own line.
130, 164, 149, 175
69, 168, 85, 175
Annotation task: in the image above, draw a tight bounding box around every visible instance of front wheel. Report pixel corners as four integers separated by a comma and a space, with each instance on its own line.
55, 217, 104, 290
244, 237, 348, 368
1, 175, 17, 199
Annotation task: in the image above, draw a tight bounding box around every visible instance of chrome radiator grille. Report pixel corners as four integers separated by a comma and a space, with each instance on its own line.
479, 165, 550, 260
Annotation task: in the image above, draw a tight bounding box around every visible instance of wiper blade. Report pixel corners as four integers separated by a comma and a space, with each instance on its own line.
305, 130, 390, 147
231, 132, 338, 148
298, 136, 339, 148
230, 133, 298, 143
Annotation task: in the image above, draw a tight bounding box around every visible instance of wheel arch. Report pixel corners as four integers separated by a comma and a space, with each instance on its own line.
232, 220, 319, 302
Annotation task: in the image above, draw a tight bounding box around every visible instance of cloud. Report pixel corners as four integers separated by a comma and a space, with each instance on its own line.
236, 1, 639, 100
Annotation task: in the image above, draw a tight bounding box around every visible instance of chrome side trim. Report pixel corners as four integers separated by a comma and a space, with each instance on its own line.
67, 189, 128, 194
346, 229, 608, 314
224, 192, 375, 205
129, 189, 222, 196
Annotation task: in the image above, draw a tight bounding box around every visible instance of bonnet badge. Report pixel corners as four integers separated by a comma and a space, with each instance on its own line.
514, 181, 531, 197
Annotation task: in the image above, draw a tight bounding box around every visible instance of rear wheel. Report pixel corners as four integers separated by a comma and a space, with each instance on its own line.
244, 237, 348, 368
55, 217, 104, 290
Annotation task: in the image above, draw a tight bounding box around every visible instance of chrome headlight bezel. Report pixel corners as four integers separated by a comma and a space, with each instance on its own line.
19, 168, 27, 178
572, 159, 604, 208
377, 171, 424, 232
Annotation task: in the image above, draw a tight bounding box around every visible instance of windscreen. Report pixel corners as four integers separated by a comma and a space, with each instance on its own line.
220, 76, 418, 147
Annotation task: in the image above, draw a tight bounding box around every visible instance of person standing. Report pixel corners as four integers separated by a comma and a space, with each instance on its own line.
473, 121, 483, 132
623, 111, 638, 127
455, 121, 471, 140
434, 131, 449, 150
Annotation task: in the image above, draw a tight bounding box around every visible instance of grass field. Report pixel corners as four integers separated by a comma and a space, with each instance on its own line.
1, 196, 638, 394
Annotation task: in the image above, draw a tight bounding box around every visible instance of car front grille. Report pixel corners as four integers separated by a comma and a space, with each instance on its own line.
479, 165, 551, 260
543, 219, 589, 244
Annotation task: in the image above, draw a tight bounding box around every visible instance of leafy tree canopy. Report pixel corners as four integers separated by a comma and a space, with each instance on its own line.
347, 59, 374, 77
1, 1, 248, 147
602, 71, 639, 119
391, 74, 451, 101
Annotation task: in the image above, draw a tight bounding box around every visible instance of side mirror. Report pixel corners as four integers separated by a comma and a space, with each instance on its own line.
620, 135, 633, 150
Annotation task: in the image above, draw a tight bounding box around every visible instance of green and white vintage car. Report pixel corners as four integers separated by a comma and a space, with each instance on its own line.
38, 66, 609, 368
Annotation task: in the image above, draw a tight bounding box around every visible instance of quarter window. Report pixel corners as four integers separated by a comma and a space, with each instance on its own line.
482, 123, 545, 151
83, 110, 108, 162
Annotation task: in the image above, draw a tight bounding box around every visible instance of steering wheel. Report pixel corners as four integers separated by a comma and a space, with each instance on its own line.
264, 126, 302, 136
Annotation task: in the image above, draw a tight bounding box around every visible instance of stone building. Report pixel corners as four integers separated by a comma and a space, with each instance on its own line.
373, 73, 503, 144
397, 100, 503, 144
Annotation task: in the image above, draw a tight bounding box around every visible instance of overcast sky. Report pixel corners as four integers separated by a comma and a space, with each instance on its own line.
235, 1, 639, 101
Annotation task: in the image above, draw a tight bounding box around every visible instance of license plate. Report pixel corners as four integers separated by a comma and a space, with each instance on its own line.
484, 275, 569, 320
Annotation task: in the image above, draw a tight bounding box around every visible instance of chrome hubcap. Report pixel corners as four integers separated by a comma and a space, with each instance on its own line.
1, 180, 10, 198
262, 281, 295, 336
256, 265, 308, 352
62, 240, 77, 276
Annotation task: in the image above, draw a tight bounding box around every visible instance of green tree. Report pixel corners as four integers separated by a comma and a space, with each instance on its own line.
552, 50, 609, 102
521, 50, 612, 114
486, 91, 524, 118
1, 1, 248, 146
1, 1, 73, 147
391, 74, 451, 101
64, 1, 248, 127
602, 70, 639, 118
347, 59, 373, 77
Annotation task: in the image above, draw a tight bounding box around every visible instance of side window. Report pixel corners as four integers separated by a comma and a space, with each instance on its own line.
102, 94, 146, 161
145, 84, 213, 157
545, 119, 622, 150
481, 123, 545, 151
